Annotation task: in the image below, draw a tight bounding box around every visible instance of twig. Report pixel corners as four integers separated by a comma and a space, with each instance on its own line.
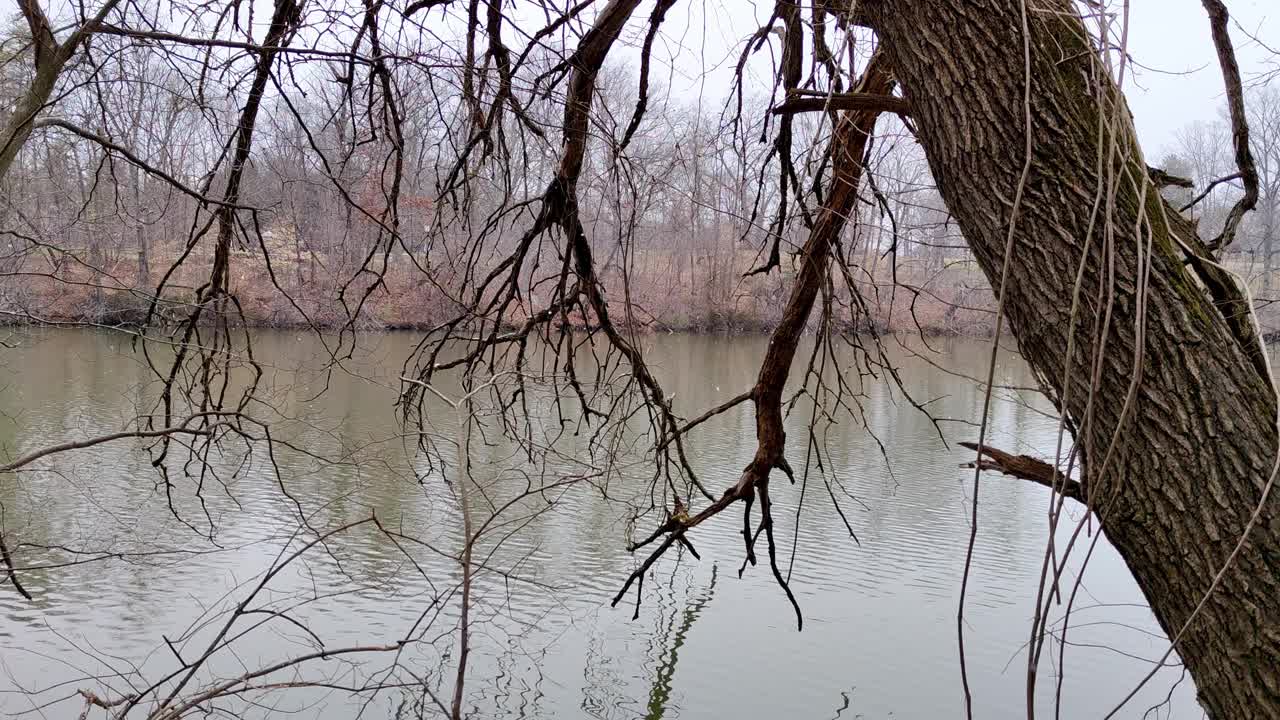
0, 527, 32, 600
1178, 171, 1243, 212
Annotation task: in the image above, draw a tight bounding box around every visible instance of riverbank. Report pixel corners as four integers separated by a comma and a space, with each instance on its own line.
0, 252, 1004, 337
8, 249, 1280, 340
0, 281, 1003, 337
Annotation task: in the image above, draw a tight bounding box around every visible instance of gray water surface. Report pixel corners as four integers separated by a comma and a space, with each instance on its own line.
0, 330, 1197, 718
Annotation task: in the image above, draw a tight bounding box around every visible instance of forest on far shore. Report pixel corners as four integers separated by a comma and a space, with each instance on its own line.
3, 19, 1277, 337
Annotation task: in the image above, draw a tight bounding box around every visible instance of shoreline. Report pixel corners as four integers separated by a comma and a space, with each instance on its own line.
0, 308, 1001, 339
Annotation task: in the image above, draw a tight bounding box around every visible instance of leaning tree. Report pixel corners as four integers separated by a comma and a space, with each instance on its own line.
861, 3, 1276, 717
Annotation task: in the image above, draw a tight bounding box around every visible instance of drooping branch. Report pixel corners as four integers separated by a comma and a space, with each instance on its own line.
143, 0, 304, 473
614, 50, 897, 628
528, 0, 722, 501
618, 0, 679, 151
203, 0, 306, 304
0, 528, 32, 601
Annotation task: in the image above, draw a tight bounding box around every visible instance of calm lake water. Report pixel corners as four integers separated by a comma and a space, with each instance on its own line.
0, 330, 1199, 718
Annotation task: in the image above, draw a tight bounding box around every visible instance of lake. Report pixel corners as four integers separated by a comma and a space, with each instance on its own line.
0, 330, 1198, 718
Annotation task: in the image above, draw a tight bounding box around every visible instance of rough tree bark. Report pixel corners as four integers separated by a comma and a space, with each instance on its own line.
864, 1, 1279, 717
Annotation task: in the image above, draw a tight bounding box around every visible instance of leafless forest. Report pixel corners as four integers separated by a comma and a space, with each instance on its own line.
1, 0, 1280, 718
2, 6, 1278, 336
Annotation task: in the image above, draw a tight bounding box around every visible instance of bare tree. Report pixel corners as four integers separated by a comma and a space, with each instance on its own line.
1246, 84, 1280, 289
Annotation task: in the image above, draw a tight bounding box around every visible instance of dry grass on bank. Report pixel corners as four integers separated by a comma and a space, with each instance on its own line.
6, 244, 1280, 339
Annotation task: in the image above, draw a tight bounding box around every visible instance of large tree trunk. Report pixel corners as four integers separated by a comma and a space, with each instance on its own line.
0, 48, 61, 181
864, 1, 1280, 717
0, 0, 121, 182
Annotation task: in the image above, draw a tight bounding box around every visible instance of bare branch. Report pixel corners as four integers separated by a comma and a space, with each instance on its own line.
958, 441, 1083, 503
772, 92, 911, 117
1179, 171, 1243, 212
0, 416, 230, 473
1200, 0, 1260, 252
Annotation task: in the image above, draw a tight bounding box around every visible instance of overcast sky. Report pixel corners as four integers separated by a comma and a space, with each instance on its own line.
648, 0, 1276, 157
1126, 0, 1275, 152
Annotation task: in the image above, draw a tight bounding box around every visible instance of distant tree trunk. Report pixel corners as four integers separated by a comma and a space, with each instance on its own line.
131, 161, 150, 283
865, 1, 1279, 717
72, 147, 104, 312
293, 223, 305, 292
1265, 211, 1275, 292
125, 81, 158, 287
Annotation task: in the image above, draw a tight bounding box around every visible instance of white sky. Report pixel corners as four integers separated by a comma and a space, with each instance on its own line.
647, 0, 1277, 157
1126, 0, 1276, 152
27, 0, 1275, 158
